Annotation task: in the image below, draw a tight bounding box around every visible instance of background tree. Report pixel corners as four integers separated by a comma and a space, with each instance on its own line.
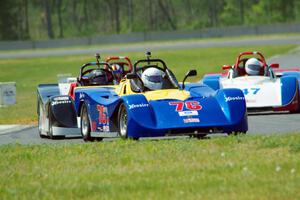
0, 0, 300, 41
43, 0, 54, 39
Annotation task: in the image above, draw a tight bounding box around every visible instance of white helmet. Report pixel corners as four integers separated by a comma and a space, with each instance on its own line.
245, 58, 262, 75
141, 68, 165, 90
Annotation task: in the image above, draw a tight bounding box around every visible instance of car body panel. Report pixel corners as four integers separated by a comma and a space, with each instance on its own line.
72, 76, 248, 138
37, 54, 248, 139
202, 51, 300, 112
220, 76, 282, 108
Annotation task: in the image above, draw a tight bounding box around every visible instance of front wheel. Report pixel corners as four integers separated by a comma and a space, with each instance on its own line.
38, 102, 47, 138
118, 103, 128, 139
80, 104, 94, 142
48, 113, 64, 140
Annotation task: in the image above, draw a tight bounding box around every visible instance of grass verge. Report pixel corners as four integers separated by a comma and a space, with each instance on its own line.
0, 134, 300, 199
0, 44, 296, 124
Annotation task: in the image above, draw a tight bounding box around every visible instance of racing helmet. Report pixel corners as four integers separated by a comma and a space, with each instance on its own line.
245, 58, 263, 76
141, 67, 165, 90
89, 69, 108, 85
111, 64, 123, 78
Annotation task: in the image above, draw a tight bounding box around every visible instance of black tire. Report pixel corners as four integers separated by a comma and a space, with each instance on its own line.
38, 102, 47, 139
95, 137, 103, 142
48, 114, 54, 139
227, 132, 246, 136
118, 103, 129, 139
189, 134, 207, 139
47, 111, 65, 140
80, 104, 94, 142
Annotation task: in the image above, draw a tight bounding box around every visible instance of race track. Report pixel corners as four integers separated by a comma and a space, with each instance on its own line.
0, 39, 300, 145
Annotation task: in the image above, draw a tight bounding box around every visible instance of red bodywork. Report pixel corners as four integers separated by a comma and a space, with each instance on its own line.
105, 56, 133, 77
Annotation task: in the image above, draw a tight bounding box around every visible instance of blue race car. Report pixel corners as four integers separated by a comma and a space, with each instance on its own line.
38, 53, 248, 141
74, 52, 248, 141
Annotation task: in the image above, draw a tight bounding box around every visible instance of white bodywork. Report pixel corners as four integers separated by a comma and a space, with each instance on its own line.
58, 77, 77, 95
38, 76, 80, 138
220, 76, 282, 108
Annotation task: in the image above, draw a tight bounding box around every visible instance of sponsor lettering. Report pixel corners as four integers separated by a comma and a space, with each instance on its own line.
178, 110, 198, 117
97, 105, 109, 124
128, 103, 149, 110
51, 100, 71, 106
183, 118, 200, 123
103, 125, 110, 132
97, 105, 110, 132
225, 96, 245, 102
4, 90, 15, 97
92, 121, 97, 131
79, 93, 85, 99
246, 99, 256, 103
53, 96, 69, 101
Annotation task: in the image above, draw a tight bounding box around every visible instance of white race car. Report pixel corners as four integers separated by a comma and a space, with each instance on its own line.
202, 51, 300, 112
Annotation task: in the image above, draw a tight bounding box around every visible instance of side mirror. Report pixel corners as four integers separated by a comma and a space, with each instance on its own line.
222, 65, 232, 70
126, 73, 138, 79
186, 69, 197, 77
269, 63, 279, 68
182, 69, 197, 90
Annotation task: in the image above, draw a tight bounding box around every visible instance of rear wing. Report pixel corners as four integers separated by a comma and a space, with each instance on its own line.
37, 84, 59, 105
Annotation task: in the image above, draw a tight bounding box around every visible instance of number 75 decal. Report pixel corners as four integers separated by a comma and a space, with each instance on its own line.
169, 101, 202, 111
243, 88, 260, 95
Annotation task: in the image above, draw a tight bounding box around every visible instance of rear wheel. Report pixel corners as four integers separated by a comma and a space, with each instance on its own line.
81, 104, 94, 142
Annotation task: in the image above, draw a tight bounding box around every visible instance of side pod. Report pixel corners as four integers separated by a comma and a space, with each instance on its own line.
47, 95, 78, 128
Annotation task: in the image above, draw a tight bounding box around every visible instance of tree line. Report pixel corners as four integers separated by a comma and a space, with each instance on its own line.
0, 0, 299, 41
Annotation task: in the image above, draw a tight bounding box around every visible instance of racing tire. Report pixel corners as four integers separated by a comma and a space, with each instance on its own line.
38, 102, 47, 139
48, 113, 65, 140
118, 103, 130, 139
48, 120, 54, 139
48, 113, 55, 139
190, 134, 207, 139
227, 132, 246, 136
80, 104, 94, 142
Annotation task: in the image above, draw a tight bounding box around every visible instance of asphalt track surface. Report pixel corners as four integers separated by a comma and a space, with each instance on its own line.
1, 38, 300, 145
1, 35, 300, 59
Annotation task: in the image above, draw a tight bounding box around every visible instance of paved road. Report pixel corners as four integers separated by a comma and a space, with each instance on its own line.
1, 36, 300, 59
1, 38, 300, 145
1, 111, 300, 145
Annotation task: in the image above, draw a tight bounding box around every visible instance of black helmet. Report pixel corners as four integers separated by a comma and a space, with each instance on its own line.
89, 69, 108, 85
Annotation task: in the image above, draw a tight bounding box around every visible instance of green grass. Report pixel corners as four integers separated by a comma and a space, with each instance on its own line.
0, 134, 300, 199
0, 44, 296, 124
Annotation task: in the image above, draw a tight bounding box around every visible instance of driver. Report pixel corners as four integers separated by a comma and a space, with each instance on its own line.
111, 64, 123, 81
245, 58, 263, 76
141, 68, 165, 91
89, 69, 108, 85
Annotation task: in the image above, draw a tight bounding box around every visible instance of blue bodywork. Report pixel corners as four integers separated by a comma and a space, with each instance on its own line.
74, 82, 248, 138
202, 74, 222, 90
